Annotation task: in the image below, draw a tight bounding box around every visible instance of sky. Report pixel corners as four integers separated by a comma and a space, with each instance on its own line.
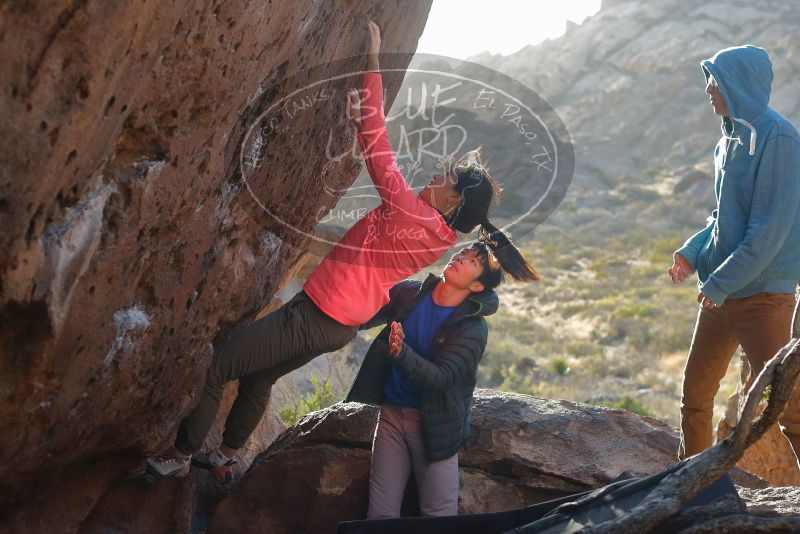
416, 0, 602, 59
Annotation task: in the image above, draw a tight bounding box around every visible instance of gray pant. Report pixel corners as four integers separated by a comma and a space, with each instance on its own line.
368, 404, 459, 518
174, 291, 357, 454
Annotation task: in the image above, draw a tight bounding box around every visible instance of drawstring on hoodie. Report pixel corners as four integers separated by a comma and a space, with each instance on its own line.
726, 117, 757, 156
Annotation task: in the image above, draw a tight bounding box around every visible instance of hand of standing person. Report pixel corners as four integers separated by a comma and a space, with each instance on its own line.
668, 252, 694, 284
698, 292, 717, 309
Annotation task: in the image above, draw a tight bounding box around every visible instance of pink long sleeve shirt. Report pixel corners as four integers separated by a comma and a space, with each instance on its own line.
303, 73, 457, 326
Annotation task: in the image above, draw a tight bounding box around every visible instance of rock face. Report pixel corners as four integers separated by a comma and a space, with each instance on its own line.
0, 1, 432, 531
210, 389, 681, 533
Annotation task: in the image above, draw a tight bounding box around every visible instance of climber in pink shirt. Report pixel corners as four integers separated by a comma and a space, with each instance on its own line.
147, 20, 539, 482
303, 69, 461, 326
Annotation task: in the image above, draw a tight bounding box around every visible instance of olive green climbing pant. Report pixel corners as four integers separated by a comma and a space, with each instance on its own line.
679, 291, 800, 463
174, 290, 358, 454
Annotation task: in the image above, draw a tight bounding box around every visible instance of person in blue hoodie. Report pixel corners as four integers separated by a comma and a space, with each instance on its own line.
668, 45, 800, 462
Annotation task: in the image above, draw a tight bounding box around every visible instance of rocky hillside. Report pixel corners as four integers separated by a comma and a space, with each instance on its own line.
471, 0, 800, 190
0, 1, 431, 531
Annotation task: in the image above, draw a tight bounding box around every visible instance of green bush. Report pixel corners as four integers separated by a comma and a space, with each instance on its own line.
550, 358, 570, 375
277, 374, 336, 427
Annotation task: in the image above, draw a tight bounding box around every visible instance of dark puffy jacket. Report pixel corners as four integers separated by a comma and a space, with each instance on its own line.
345, 273, 499, 461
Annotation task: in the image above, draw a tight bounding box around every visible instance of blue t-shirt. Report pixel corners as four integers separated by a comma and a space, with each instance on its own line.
384, 292, 457, 408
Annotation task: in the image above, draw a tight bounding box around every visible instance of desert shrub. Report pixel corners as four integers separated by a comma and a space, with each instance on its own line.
277, 374, 336, 427
550, 357, 570, 375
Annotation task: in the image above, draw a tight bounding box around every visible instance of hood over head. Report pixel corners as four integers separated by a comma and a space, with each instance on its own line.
701, 45, 773, 155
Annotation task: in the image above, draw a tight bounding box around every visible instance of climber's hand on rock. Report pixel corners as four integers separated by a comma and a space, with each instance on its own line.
347, 89, 362, 130
668, 252, 694, 284
388, 321, 404, 358
367, 20, 381, 72
367, 20, 381, 55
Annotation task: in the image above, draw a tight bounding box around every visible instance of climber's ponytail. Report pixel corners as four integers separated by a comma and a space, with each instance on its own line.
444, 147, 540, 286
477, 220, 541, 282
444, 148, 501, 233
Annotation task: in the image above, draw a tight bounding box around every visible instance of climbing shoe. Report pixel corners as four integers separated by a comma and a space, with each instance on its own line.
145, 447, 191, 480
191, 447, 238, 484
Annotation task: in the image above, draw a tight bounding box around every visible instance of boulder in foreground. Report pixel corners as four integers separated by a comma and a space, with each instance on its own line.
210, 389, 682, 533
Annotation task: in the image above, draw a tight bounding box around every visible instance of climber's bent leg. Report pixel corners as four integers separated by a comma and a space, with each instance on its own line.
174, 290, 357, 455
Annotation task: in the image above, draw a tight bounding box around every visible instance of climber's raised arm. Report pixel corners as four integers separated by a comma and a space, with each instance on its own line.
350, 20, 415, 210
366, 19, 380, 72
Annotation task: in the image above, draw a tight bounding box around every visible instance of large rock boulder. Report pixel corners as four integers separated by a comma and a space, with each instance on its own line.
0, 1, 432, 531
210, 389, 681, 533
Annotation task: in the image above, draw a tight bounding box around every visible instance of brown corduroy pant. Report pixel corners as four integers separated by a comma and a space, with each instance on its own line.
679, 291, 800, 463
